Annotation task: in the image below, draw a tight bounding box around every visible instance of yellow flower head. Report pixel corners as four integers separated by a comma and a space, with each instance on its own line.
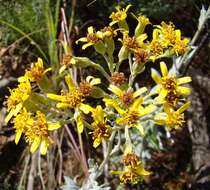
79, 76, 101, 97
5, 80, 31, 123
148, 29, 165, 61
12, 108, 33, 144
18, 58, 51, 82
25, 111, 61, 155
84, 105, 111, 148
104, 88, 156, 135
113, 145, 150, 185
109, 4, 131, 26
137, 15, 150, 26
155, 101, 191, 130
172, 30, 189, 55
76, 26, 101, 50
156, 22, 177, 47
151, 61, 192, 104
120, 32, 147, 51
47, 74, 83, 109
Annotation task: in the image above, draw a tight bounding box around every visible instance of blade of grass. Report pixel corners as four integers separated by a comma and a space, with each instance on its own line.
0, 20, 47, 61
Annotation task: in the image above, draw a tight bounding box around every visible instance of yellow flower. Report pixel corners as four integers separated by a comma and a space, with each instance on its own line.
151, 61, 192, 104
83, 105, 111, 148
154, 101, 191, 130
112, 145, 150, 185
5, 80, 31, 123
109, 4, 131, 26
148, 29, 165, 61
18, 58, 51, 82
104, 92, 156, 135
12, 108, 34, 144
47, 75, 97, 133
135, 15, 151, 36
79, 76, 101, 97
47, 74, 84, 109
24, 111, 61, 155
76, 26, 101, 50
156, 22, 177, 47
172, 30, 189, 55
120, 31, 148, 51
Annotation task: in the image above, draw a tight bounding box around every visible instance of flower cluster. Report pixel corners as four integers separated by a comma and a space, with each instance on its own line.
5, 4, 192, 186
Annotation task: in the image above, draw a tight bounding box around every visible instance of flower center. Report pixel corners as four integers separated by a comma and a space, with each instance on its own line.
123, 153, 140, 169
122, 111, 139, 126
120, 171, 140, 184
120, 92, 134, 107
162, 77, 177, 91
79, 80, 92, 97
111, 72, 127, 86
87, 33, 100, 44
167, 112, 185, 129
25, 122, 48, 144
92, 123, 110, 140
134, 48, 149, 64
124, 36, 139, 49
165, 91, 179, 107
64, 89, 83, 108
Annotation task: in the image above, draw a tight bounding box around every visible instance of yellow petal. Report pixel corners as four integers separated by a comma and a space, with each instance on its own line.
48, 122, 61, 130
155, 89, 167, 102
90, 78, 101, 86
93, 138, 101, 148
47, 93, 66, 101
177, 101, 191, 114
40, 138, 53, 155
135, 166, 150, 176
65, 74, 75, 91
108, 84, 123, 97
136, 123, 145, 136
82, 42, 94, 50
139, 104, 156, 116
177, 77, 192, 85
18, 76, 27, 83
92, 105, 104, 122
160, 62, 168, 77
37, 58, 43, 67
177, 86, 191, 95
125, 4, 132, 12
76, 113, 84, 133
131, 97, 143, 110
76, 37, 88, 44
59, 65, 67, 74
30, 137, 41, 153
151, 68, 162, 84
15, 131, 22, 144
79, 103, 93, 114
88, 26, 94, 34
56, 103, 70, 109
133, 87, 147, 98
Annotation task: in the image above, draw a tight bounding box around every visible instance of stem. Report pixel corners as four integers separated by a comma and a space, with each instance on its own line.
103, 54, 114, 74
38, 151, 46, 190
18, 155, 30, 190
98, 130, 116, 172
128, 53, 136, 87
115, 60, 122, 72
125, 125, 132, 145
78, 131, 89, 176
94, 64, 111, 82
